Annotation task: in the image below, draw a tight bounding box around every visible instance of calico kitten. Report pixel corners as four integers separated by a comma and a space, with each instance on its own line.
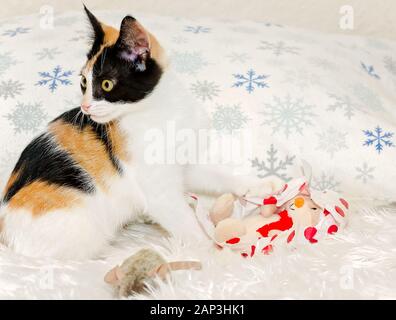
0, 7, 275, 259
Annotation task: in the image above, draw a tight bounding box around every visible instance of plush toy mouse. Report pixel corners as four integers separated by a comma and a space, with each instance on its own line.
193, 174, 349, 257
104, 249, 202, 297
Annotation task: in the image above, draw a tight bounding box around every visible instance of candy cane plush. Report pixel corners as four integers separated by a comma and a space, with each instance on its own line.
191, 175, 349, 257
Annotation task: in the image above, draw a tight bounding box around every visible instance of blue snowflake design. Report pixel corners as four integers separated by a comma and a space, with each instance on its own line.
363, 126, 394, 154
232, 69, 269, 94
184, 26, 211, 34
35, 66, 73, 92
361, 62, 380, 79
2, 27, 30, 37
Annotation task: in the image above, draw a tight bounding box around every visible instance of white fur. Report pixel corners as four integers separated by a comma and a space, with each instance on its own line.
0, 65, 274, 259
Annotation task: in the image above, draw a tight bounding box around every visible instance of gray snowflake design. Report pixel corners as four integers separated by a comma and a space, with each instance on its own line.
229, 25, 258, 34
283, 68, 320, 90
184, 26, 211, 34
261, 95, 316, 138
355, 162, 375, 184
327, 93, 355, 119
384, 56, 396, 76
311, 172, 340, 192
190, 80, 220, 102
309, 57, 337, 71
171, 51, 208, 75
212, 104, 249, 133
5, 102, 47, 133
0, 51, 18, 75
0, 79, 24, 100
251, 144, 295, 182
55, 15, 80, 27
35, 47, 61, 60
316, 127, 347, 158
258, 41, 300, 56
226, 52, 250, 63
69, 30, 87, 42
351, 84, 383, 112
172, 36, 188, 45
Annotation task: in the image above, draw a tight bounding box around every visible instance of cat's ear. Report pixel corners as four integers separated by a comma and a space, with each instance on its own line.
84, 5, 104, 39
83, 5, 105, 58
115, 16, 150, 71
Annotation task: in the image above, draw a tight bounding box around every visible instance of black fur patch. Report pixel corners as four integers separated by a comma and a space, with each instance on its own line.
2, 108, 125, 204
2, 133, 93, 203
53, 108, 123, 173
90, 47, 162, 103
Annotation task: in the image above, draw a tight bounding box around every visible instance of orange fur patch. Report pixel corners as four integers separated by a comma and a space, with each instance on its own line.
147, 31, 167, 69
7, 181, 81, 216
107, 121, 129, 162
49, 120, 118, 189
84, 23, 119, 72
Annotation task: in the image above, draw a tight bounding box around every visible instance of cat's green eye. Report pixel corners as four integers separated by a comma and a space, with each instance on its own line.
80, 75, 87, 88
102, 79, 114, 92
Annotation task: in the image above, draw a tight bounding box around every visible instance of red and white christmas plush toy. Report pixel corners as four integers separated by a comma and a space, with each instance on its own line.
192, 171, 349, 257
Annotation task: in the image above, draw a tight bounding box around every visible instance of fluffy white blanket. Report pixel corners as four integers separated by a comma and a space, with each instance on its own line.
1, 202, 395, 299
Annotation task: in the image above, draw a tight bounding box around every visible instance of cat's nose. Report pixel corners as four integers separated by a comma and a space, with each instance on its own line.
81, 104, 91, 113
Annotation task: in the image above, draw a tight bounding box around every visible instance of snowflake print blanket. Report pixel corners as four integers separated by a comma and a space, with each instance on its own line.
0, 10, 395, 202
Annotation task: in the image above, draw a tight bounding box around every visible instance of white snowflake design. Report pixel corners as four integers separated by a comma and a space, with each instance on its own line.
35, 65, 73, 92
384, 56, 396, 76
226, 52, 250, 63
171, 51, 208, 75
232, 69, 269, 94
190, 80, 220, 102
5, 102, 47, 133
261, 95, 316, 137
35, 47, 61, 60
327, 93, 355, 119
251, 144, 295, 182
355, 162, 375, 184
0, 51, 18, 75
258, 41, 300, 56
283, 67, 321, 90
316, 127, 348, 158
311, 172, 340, 192
212, 104, 249, 133
0, 79, 24, 100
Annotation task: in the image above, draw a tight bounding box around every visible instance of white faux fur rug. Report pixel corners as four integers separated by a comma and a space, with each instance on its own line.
0, 203, 395, 299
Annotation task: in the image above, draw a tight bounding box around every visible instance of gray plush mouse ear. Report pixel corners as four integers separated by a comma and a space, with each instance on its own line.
104, 266, 124, 284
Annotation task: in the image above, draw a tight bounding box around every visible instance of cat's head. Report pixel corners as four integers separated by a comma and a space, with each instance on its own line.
80, 7, 167, 123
